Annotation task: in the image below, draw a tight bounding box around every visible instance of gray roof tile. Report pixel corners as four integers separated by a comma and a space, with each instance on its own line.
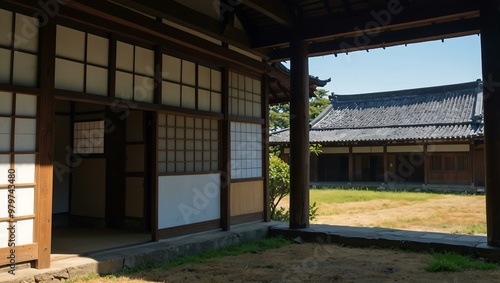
270, 81, 484, 143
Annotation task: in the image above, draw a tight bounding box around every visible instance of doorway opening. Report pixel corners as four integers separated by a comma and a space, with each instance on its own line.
51, 100, 152, 259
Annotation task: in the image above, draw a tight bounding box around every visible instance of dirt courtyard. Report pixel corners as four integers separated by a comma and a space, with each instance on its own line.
80, 193, 493, 282
84, 243, 499, 283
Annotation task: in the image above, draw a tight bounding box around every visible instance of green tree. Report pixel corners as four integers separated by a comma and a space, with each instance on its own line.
269, 89, 330, 131
269, 145, 321, 221
269, 155, 290, 219
309, 89, 330, 122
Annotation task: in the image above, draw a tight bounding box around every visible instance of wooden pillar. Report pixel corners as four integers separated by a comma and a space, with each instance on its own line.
289, 34, 309, 229
36, 17, 56, 269
150, 47, 162, 241
105, 108, 126, 229
348, 146, 354, 183
424, 144, 429, 185
470, 142, 475, 187
149, 112, 159, 241
481, 0, 500, 247
220, 67, 231, 231
383, 145, 388, 184
262, 74, 270, 222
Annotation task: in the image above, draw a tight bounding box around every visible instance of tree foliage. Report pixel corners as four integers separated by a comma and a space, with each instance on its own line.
269, 155, 290, 219
269, 89, 330, 131
268, 145, 322, 221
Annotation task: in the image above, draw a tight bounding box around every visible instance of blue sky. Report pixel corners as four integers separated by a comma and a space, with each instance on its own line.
285, 35, 482, 95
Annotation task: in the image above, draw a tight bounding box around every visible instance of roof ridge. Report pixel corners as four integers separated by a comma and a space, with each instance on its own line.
312, 121, 474, 131
331, 81, 480, 102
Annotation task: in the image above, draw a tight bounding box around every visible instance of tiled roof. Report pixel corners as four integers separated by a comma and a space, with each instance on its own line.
270, 81, 484, 143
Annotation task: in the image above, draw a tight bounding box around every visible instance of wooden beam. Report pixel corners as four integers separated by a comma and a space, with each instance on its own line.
480, 0, 500, 247
0, 244, 38, 266
253, 0, 480, 49
56, 0, 266, 73
242, 0, 294, 28
270, 17, 480, 61
288, 33, 309, 229
104, 0, 255, 55
35, 15, 56, 269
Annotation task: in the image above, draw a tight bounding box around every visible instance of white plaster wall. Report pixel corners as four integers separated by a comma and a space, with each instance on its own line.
158, 174, 220, 229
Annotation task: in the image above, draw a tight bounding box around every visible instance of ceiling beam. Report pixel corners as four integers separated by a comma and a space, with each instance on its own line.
252, 0, 480, 49
269, 17, 480, 61
110, 0, 261, 56
50, 0, 267, 72
242, 0, 295, 27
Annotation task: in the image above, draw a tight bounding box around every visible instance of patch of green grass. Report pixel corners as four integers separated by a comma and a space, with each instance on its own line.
123, 236, 292, 274
67, 237, 292, 282
425, 252, 499, 272
310, 188, 442, 204
459, 224, 487, 235
452, 224, 487, 235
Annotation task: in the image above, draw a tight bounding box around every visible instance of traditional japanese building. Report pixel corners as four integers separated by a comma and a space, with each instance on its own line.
270, 81, 485, 189
1, 0, 499, 270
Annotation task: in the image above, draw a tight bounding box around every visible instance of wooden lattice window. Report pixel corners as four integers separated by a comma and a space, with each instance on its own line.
430, 154, 470, 171
228, 72, 262, 118
457, 155, 469, 171
161, 54, 222, 112
73, 121, 105, 154
157, 114, 219, 173
55, 25, 109, 96
0, 9, 39, 87
430, 156, 442, 171
444, 157, 455, 171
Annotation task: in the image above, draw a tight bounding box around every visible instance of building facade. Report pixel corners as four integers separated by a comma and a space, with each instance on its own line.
271, 81, 485, 189
0, 1, 283, 269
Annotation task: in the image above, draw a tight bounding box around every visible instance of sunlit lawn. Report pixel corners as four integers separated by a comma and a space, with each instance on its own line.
279, 188, 486, 235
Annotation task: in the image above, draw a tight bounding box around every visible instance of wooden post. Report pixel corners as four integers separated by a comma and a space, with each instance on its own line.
348, 146, 354, 183
36, 17, 56, 269
149, 112, 159, 241
289, 33, 309, 229
424, 144, 429, 185
383, 145, 388, 184
220, 67, 231, 231
150, 47, 162, 241
105, 108, 126, 228
470, 142, 475, 187
262, 73, 270, 222
481, 0, 500, 247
